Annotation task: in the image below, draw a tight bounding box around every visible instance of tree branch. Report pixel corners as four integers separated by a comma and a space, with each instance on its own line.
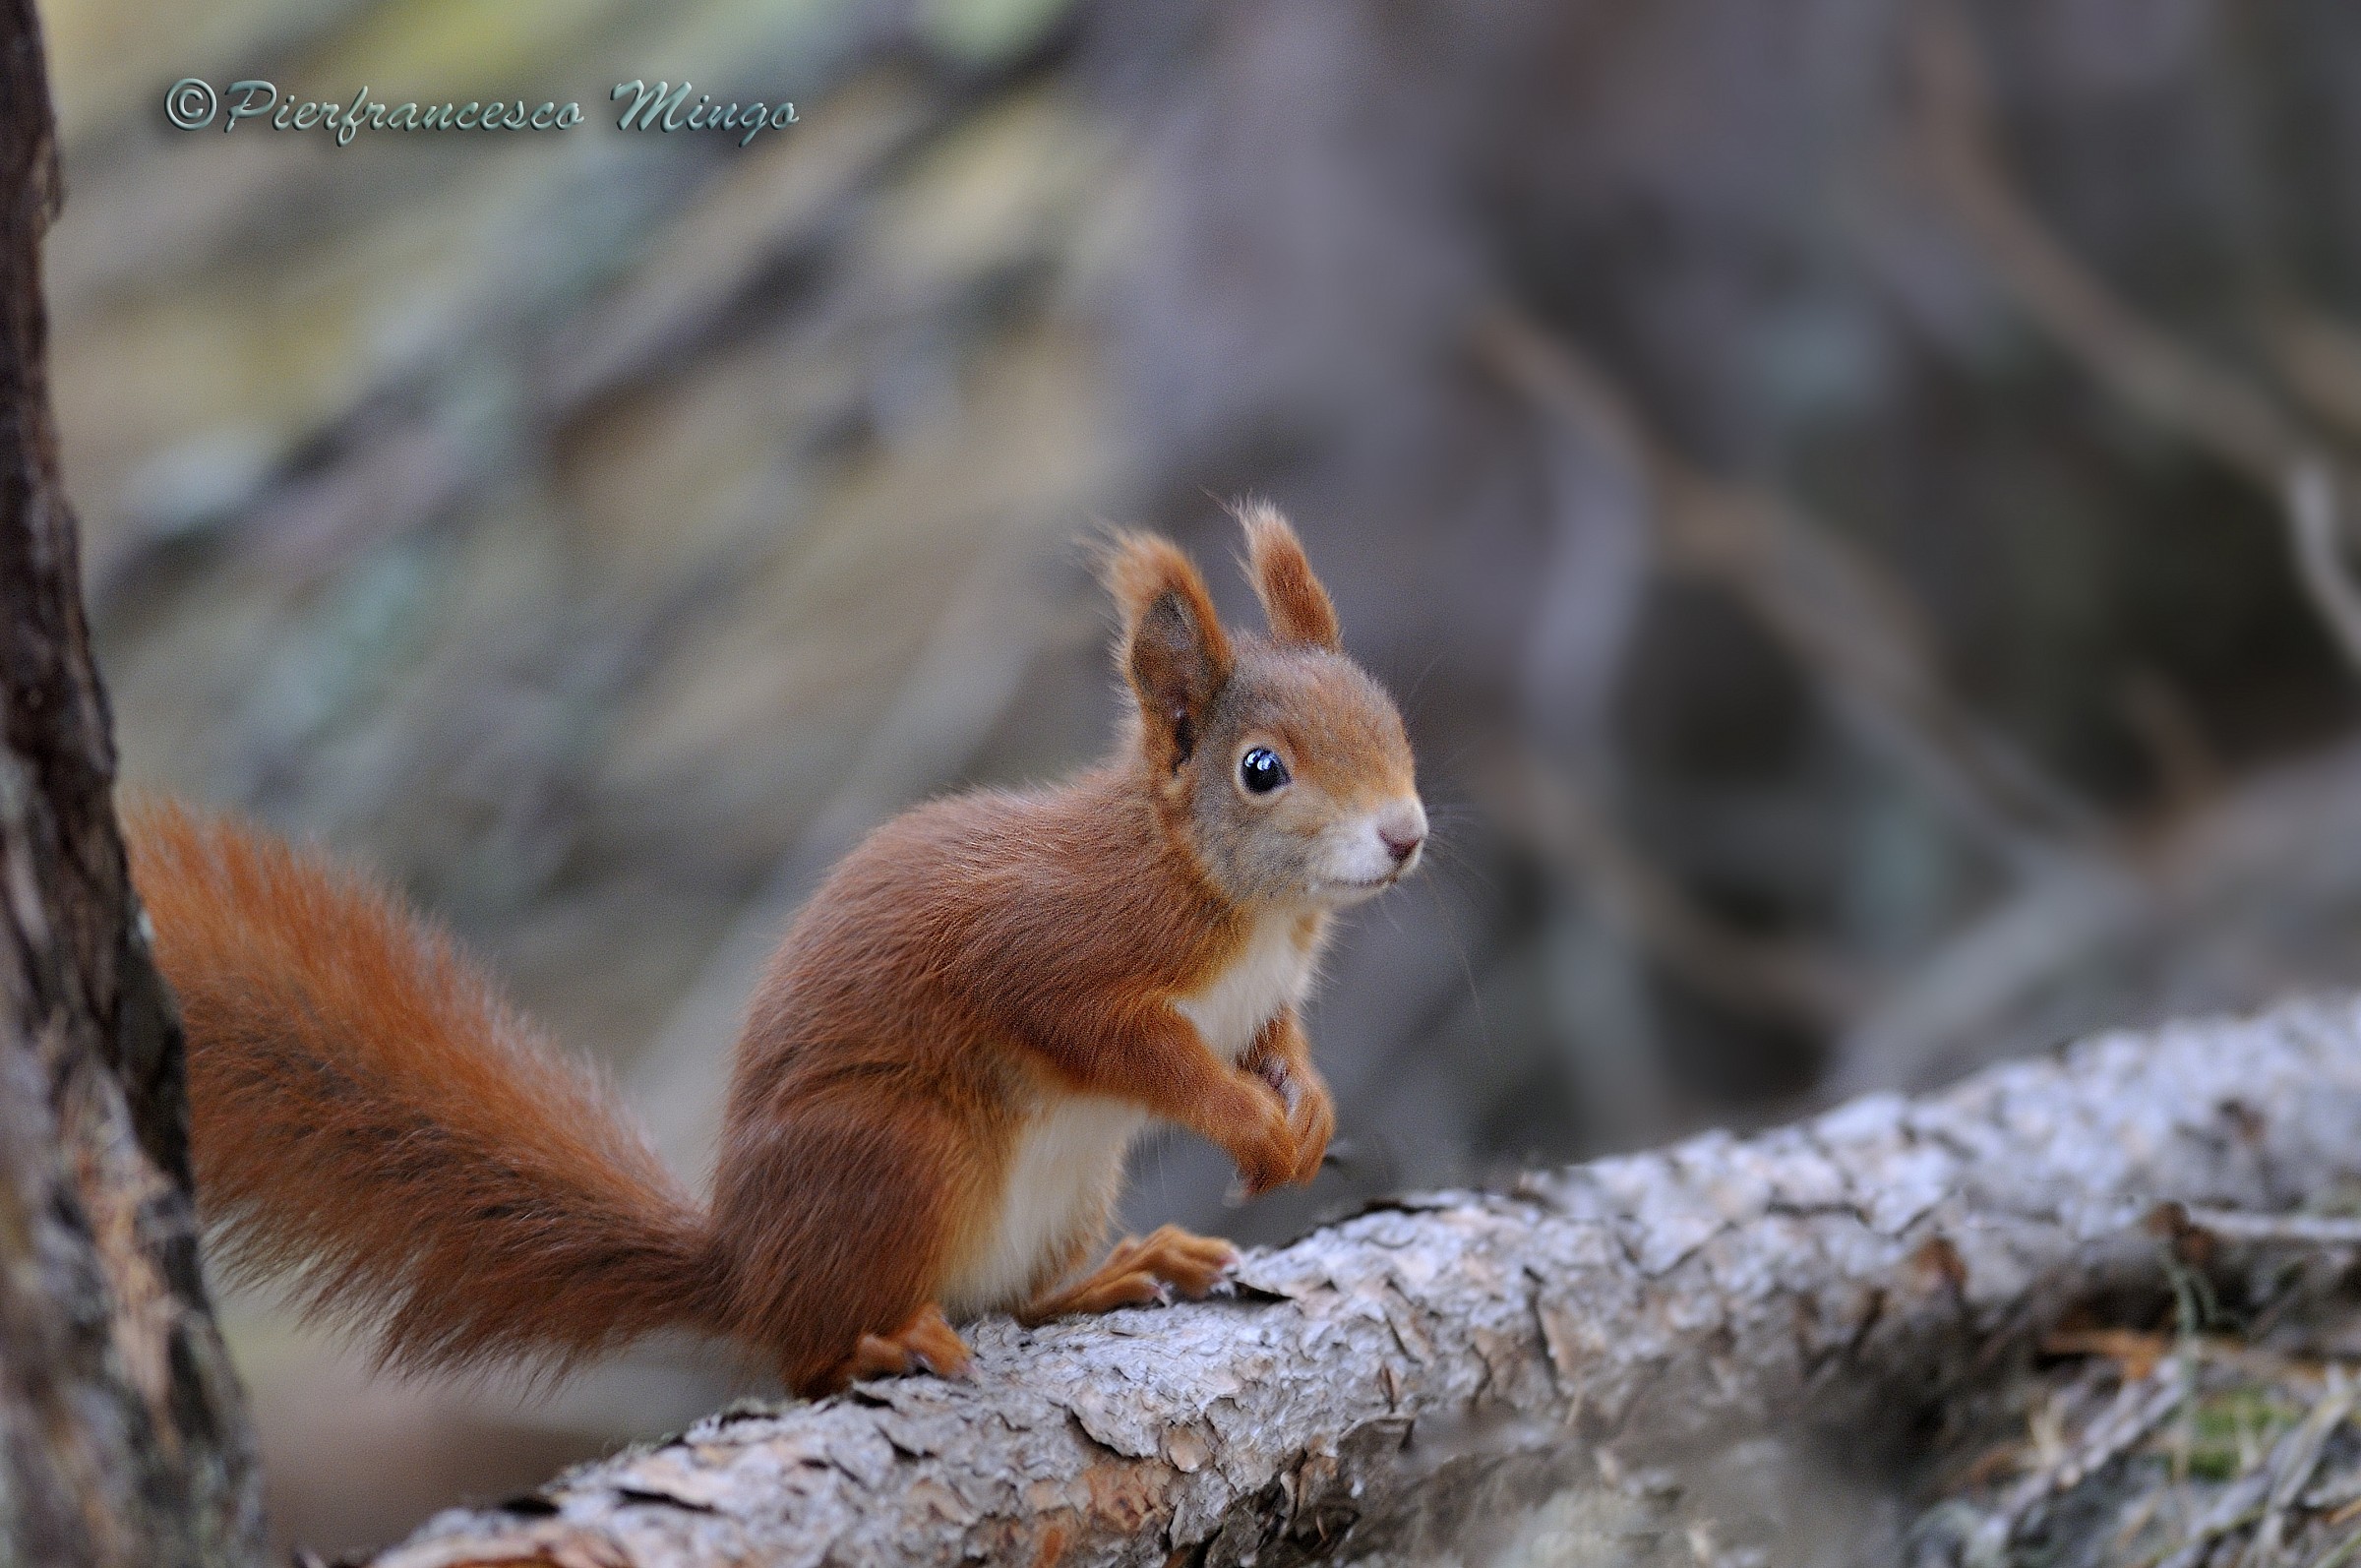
371, 996, 2361, 1567
0, 1, 265, 1559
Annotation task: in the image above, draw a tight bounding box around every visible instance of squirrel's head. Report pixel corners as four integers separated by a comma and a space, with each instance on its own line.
1104, 504, 1423, 911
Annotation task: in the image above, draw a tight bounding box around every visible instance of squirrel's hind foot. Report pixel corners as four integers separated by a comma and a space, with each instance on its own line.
1020, 1225, 1240, 1323
816, 1301, 972, 1394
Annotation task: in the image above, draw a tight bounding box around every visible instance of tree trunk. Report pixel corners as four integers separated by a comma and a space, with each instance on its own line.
366, 998, 2361, 1568
0, 3, 267, 1561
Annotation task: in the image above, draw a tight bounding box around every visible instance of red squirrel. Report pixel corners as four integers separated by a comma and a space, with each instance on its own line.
123, 505, 1425, 1396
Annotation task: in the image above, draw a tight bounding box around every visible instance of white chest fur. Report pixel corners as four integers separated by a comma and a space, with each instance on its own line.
941, 1094, 1144, 1318
941, 913, 1326, 1317
1174, 912, 1323, 1063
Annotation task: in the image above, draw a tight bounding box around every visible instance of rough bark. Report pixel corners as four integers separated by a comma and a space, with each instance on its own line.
0, 3, 267, 1561
366, 997, 2361, 1568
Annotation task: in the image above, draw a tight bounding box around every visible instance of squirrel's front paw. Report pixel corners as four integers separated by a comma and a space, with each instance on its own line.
1250, 1053, 1335, 1187
1286, 1072, 1335, 1185
1215, 1075, 1298, 1197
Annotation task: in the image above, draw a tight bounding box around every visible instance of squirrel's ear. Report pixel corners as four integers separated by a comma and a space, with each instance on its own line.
1103, 532, 1233, 771
1238, 501, 1341, 651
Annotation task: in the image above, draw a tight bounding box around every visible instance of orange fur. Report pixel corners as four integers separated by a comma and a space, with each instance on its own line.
1238, 498, 1342, 650
1101, 529, 1235, 781
125, 799, 716, 1379
127, 507, 1422, 1396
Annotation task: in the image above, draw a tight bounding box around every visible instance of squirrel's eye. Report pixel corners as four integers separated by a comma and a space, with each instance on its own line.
1240, 747, 1291, 794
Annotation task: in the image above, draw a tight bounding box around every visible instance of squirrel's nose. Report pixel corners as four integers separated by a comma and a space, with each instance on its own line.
1376, 801, 1427, 867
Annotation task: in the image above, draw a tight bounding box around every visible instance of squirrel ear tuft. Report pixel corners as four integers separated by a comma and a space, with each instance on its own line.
1237, 501, 1341, 651
1101, 531, 1234, 771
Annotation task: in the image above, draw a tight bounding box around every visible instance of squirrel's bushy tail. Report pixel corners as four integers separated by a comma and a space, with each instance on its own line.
125, 798, 719, 1379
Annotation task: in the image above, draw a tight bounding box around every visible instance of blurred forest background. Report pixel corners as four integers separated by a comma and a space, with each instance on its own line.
31, 0, 2361, 1553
